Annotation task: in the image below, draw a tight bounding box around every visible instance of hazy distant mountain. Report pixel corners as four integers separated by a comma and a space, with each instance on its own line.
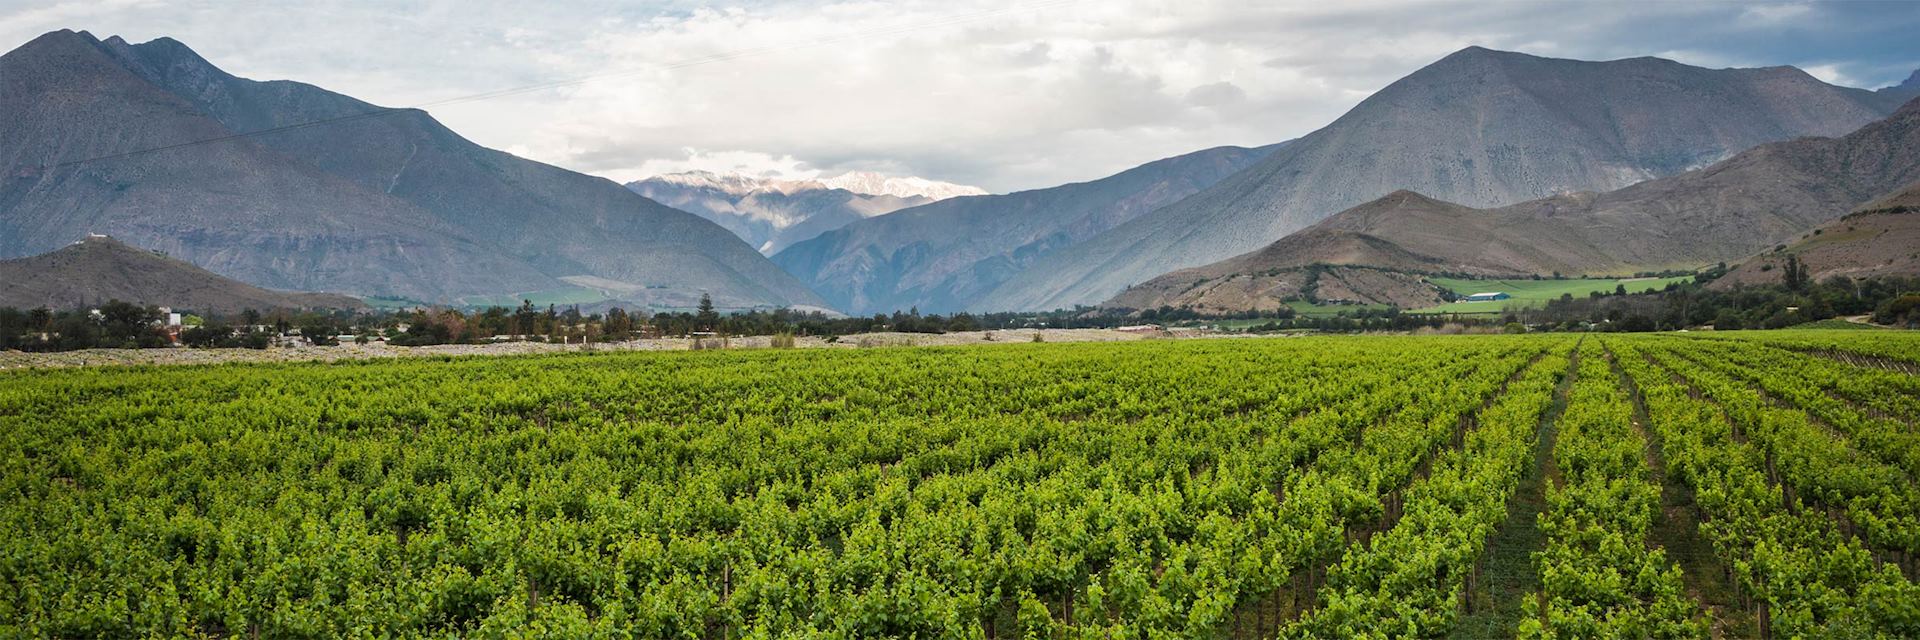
1717, 180, 1920, 288
0, 235, 364, 313
627, 171, 983, 254
0, 30, 826, 310
1108, 97, 1920, 313
772, 144, 1282, 314
980, 47, 1917, 311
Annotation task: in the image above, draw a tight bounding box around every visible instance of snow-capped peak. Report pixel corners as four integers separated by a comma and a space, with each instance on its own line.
817, 171, 988, 200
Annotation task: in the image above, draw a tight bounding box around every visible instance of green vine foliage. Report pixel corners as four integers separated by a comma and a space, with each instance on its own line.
2, 331, 1918, 637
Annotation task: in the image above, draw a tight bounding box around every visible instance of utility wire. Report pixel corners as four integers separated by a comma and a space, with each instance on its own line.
52, 0, 1081, 169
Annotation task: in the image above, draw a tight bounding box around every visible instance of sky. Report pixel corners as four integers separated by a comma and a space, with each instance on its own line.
2, 0, 1917, 193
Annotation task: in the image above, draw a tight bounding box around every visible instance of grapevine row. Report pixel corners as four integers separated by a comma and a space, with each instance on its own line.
0, 338, 1537, 637
1282, 341, 1573, 637
1642, 343, 1920, 574
1611, 340, 1920, 637
1660, 337, 1920, 475
1520, 341, 1702, 638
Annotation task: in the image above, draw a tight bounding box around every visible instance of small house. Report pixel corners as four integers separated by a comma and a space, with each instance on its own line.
1464, 292, 1511, 302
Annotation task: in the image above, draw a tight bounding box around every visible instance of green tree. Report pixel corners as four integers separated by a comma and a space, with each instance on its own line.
696, 293, 719, 332
96, 300, 161, 346
1873, 293, 1920, 326
605, 307, 632, 339
1712, 309, 1744, 331
515, 299, 537, 337
1782, 253, 1811, 292
182, 324, 234, 348
301, 323, 339, 346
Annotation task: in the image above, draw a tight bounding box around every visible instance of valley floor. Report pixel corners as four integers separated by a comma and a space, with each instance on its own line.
0, 328, 1158, 370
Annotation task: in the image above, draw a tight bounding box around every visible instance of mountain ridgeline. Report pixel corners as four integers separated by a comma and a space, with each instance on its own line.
1108, 97, 1920, 313
976, 47, 1916, 312
771, 144, 1282, 315
0, 235, 365, 313
7, 31, 1918, 319
0, 30, 826, 310
626, 171, 984, 255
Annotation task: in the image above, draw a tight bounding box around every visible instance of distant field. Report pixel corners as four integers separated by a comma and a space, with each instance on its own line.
1786, 318, 1885, 330
1414, 275, 1694, 314
454, 286, 612, 308
360, 295, 430, 310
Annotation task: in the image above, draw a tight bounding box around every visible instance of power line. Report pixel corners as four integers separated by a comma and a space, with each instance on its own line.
52, 0, 1081, 169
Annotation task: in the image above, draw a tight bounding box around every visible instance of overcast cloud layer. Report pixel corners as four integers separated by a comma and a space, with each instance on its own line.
3, 0, 1916, 192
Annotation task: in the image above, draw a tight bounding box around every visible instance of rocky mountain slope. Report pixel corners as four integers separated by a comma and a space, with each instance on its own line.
1107, 97, 1920, 313
981, 47, 1917, 311
0, 235, 364, 312
1716, 180, 1920, 287
1103, 261, 1446, 314
628, 171, 981, 254
0, 30, 825, 310
1880, 69, 1920, 104
772, 144, 1281, 314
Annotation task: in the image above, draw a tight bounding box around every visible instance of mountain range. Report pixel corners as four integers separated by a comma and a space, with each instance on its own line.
7, 31, 1920, 319
772, 144, 1282, 314
0, 30, 825, 311
627, 171, 984, 255
975, 47, 1919, 312
0, 235, 364, 312
1106, 96, 1920, 312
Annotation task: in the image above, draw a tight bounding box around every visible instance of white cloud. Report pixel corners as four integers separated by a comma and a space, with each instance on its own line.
615, 149, 822, 182
1800, 63, 1857, 87
1, 0, 1915, 192
1185, 81, 1248, 108
1739, 3, 1814, 26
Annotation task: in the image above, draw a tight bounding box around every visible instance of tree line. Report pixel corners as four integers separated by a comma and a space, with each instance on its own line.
1511, 269, 1920, 331
6, 268, 1917, 352
0, 293, 1139, 352
1132, 266, 1920, 333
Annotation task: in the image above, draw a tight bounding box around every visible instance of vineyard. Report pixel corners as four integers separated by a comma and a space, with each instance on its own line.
3, 332, 1919, 638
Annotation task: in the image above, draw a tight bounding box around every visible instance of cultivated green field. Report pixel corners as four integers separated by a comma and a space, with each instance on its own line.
3, 331, 1917, 637
1414, 276, 1694, 314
